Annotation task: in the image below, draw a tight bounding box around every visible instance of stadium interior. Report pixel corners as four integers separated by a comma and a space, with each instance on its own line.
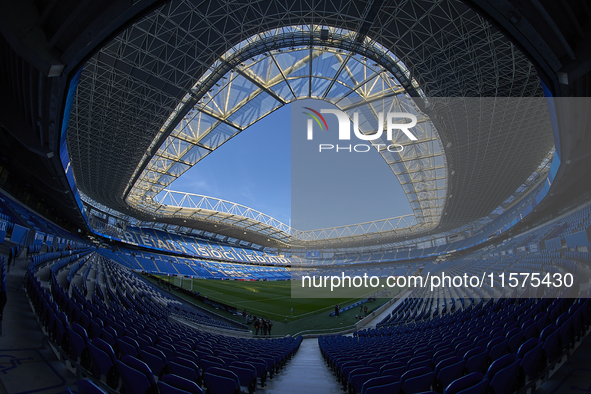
1, 0, 591, 393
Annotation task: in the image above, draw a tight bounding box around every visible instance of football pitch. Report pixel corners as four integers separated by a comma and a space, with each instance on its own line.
150, 275, 401, 336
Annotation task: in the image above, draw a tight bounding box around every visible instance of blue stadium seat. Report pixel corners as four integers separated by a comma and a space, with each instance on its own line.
400, 366, 432, 387
201, 356, 226, 373
76, 379, 107, 394
443, 372, 486, 394
350, 370, 380, 394
242, 360, 267, 387
485, 354, 520, 394
464, 348, 489, 374
436, 359, 465, 392
140, 349, 167, 378
122, 355, 156, 387
157, 381, 193, 394
203, 370, 239, 394
169, 361, 200, 384
156, 344, 177, 360
380, 363, 407, 379
116, 359, 153, 394
488, 338, 509, 362
160, 374, 204, 394
367, 357, 391, 371
364, 381, 402, 394
402, 370, 435, 394
176, 349, 199, 364
66, 326, 90, 368
507, 332, 524, 354
88, 341, 119, 388
360, 375, 398, 394
227, 363, 257, 394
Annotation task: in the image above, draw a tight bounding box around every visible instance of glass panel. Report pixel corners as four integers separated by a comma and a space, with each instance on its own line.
143, 170, 161, 182
168, 162, 189, 176
163, 138, 191, 158
311, 50, 342, 79
149, 156, 171, 171
287, 78, 308, 98
274, 49, 308, 78
223, 74, 259, 113
173, 111, 219, 142
180, 145, 210, 164
248, 55, 282, 83
389, 162, 406, 174
199, 123, 239, 149
268, 80, 296, 101
156, 174, 175, 185
403, 184, 415, 193
227, 91, 282, 128
310, 77, 331, 98
334, 58, 359, 87
326, 81, 354, 97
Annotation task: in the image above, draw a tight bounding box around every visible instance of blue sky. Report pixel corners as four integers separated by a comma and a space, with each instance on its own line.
168, 99, 414, 230
169, 105, 293, 225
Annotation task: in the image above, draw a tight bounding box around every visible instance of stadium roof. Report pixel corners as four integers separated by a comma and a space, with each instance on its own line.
65, 0, 555, 248
122, 26, 445, 230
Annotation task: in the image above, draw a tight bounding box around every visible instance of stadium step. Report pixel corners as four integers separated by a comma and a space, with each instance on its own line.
259, 338, 343, 393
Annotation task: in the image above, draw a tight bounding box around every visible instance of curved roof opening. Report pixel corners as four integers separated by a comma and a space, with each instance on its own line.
125, 26, 444, 236
160, 105, 293, 226
159, 98, 416, 230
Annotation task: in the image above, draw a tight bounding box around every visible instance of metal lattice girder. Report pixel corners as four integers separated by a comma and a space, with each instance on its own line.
339, 95, 446, 226
124, 25, 421, 193
155, 189, 292, 233
291, 214, 419, 241
126, 27, 445, 228
146, 189, 434, 245
66, 0, 553, 247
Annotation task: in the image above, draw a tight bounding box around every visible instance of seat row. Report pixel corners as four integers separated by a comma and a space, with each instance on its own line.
320, 296, 591, 394
26, 250, 302, 394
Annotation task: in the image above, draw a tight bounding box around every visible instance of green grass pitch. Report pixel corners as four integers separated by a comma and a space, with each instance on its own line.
187, 278, 357, 319
151, 275, 400, 336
